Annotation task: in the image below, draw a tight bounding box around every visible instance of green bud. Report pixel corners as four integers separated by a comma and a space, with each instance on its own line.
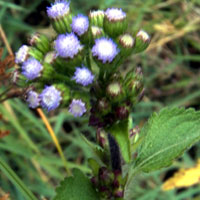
118, 33, 135, 58
44, 51, 57, 64
103, 10, 128, 38
106, 81, 124, 102
28, 47, 44, 61
91, 26, 105, 43
29, 33, 51, 54
51, 14, 72, 34
124, 67, 144, 103
40, 63, 55, 81
89, 10, 105, 28
133, 30, 150, 53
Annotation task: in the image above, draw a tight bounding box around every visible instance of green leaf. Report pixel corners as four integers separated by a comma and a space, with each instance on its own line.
53, 169, 100, 200
0, 158, 37, 200
108, 119, 131, 163
134, 107, 200, 173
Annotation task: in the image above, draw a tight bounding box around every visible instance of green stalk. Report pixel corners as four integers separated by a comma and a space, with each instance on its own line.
0, 158, 37, 200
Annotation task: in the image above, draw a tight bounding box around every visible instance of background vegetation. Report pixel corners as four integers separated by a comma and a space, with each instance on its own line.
0, 0, 200, 199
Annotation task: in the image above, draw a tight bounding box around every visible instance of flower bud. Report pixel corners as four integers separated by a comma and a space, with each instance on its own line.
15, 45, 43, 64
106, 81, 124, 102
47, 0, 72, 33
89, 10, 104, 28
96, 128, 108, 148
43, 51, 57, 64
15, 45, 29, 64
40, 63, 55, 81
91, 26, 104, 42
29, 33, 51, 54
104, 8, 127, 38
133, 30, 150, 53
124, 67, 144, 101
118, 33, 135, 58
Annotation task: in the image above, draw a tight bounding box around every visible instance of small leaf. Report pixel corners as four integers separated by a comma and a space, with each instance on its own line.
53, 169, 100, 200
162, 159, 200, 191
108, 119, 131, 163
133, 107, 200, 173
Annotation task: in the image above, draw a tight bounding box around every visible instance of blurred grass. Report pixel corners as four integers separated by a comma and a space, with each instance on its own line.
1, 0, 200, 199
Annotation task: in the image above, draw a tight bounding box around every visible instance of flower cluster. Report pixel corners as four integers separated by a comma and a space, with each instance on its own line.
14, 0, 150, 122
14, 1, 151, 199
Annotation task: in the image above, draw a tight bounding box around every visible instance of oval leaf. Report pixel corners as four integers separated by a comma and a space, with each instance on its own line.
134, 107, 200, 173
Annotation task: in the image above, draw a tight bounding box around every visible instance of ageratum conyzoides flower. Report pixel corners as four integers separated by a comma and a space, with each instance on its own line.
40, 85, 62, 111
68, 99, 87, 117
72, 66, 94, 86
21, 58, 43, 80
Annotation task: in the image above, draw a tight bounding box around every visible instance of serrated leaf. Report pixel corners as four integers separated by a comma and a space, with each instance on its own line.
108, 120, 131, 163
53, 169, 100, 200
133, 107, 200, 173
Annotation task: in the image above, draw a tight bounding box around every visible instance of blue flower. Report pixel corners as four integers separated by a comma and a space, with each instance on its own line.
15, 45, 29, 64
105, 8, 126, 21
40, 86, 62, 111
47, 0, 70, 19
72, 66, 94, 86
92, 37, 119, 63
68, 99, 86, 117
71, 14, 89, 36
27, 91, 40, 109
21, 58, 43, 80
54, 33, 83, 58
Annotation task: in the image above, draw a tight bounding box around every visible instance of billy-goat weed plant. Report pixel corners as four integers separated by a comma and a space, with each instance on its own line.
1, 0, 200, 200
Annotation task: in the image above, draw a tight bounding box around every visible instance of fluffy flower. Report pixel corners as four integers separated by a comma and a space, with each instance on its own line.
71, 14, 89, 36
69, 99, 86, 117
47, 0, 70, 19
92, 37, 119, 63
21, 58, 43, 80
72, 66, 94, 86
105, 8, 126, 21
40, 86, 62, 111
54, 33, 83, 58
15, 45, 29, 64
26, 91, 40, 109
